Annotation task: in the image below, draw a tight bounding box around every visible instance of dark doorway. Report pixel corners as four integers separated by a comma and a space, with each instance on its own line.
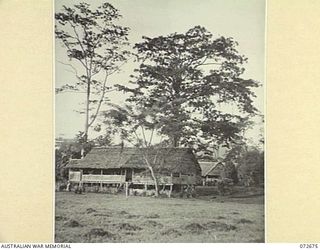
125, 169, 132, 182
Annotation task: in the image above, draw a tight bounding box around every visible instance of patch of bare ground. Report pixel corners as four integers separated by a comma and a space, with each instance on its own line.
161, 228, 182, 236
92, 213, 111, 217
184, 221, 236, 234
55, 215, 67, 221
125, 214, 141, 219
141, 220, 163, 228
119, 210, 129, 215
85, 208, 96, 214
64, 219, 82, 228
216, 216, 226, 219
204, 221, 236, 231
145, 213, 160, 219
85, 228, 116, 241
114, 222, 142, 231
237, 218, 254, 224
184, 223, 206, 233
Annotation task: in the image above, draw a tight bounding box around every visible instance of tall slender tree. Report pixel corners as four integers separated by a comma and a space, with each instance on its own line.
55, 2, 130, 141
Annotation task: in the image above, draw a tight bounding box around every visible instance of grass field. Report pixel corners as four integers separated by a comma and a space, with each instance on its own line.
55, 191, 264, 243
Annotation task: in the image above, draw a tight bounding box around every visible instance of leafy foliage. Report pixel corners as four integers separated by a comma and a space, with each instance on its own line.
224, 143, 247, 165
55, 142, 81, 182
237, 150, 264, 186
222, 161, 239, 184
103, 103, 160, 147
117, 26, 259, 148
55, 134, 95, 182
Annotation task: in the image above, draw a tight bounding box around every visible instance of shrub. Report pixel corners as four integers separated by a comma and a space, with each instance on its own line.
222, 161, 239, 184
237, 150, 264, 186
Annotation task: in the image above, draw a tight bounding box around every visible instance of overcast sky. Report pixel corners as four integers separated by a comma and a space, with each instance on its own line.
55, 0, 265, 144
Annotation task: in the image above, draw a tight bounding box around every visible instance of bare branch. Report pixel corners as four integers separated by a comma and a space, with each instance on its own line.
57, 28, 88, 69
140, 126, 148, 147
133, 131, 141, 144
58, 61, 80, 76
68, 20, 88, 69
148, 128, 154, 147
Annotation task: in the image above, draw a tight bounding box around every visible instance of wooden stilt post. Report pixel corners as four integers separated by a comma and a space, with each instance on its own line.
125, 182, 129, 198
100, 169, 103, 192
79, 170, 83, 192
143, 183, 147, 196
170, 173, 173, 196
169, 184, 173, 198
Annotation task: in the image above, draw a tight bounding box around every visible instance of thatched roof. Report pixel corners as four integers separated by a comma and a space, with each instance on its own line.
67, 147, 201, 175
199, 161, 224, 177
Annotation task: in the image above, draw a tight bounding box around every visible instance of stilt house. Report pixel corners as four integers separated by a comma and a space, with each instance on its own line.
66, 147, 202, 191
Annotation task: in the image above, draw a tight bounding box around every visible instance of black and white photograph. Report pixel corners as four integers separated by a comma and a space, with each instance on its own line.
55, 0, 265, 243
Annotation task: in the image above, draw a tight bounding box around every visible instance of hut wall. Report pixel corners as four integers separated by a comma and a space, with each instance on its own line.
132, 171, 172, 185
132, 172, 197, 185
207, 163, 224, 177
69, 170, 81, 182
82, 174, 125, 183
68, 168, 125, 184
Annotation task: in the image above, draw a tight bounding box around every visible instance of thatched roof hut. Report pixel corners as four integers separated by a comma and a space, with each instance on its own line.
199, 161, 224, 177
199, 161, 225, 185
67, 147, 201, 175
66, 147, 201, 186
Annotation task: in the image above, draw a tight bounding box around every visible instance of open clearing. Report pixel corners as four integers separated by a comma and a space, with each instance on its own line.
55, 191, 264, 243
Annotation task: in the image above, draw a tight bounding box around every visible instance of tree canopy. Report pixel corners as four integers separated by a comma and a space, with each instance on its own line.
117, 26, 259, 150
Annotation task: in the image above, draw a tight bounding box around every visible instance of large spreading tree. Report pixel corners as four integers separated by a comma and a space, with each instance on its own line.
117, 26, 259, 152
55, 2, 130, 142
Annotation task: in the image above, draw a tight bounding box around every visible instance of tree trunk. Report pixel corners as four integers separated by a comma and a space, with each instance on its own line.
143, 155, 159, 197
173, 135, 179, 147
84, 78, 91, 142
